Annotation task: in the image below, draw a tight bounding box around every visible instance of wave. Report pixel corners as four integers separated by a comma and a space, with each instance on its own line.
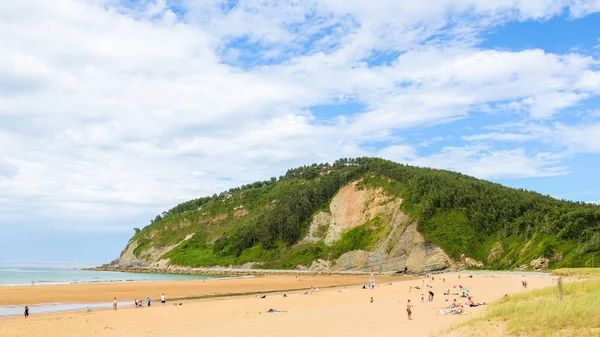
0, 301, 127, 316
0, 269, 53, 273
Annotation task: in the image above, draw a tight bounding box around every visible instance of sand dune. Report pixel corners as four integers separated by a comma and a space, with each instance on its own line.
0, 272, 554, 337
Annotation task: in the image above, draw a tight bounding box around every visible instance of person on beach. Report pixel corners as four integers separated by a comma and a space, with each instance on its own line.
147, 297, 151, 307
467, 296, 485, 307
161, 294, 166, 305
428, 290, 434, 301
370, 297, 374, 303
134, 299, 138, 308
24, 306, 29, 318
406, 300, 413, 320
113, 297, 118, 311
421, 294, 424, 303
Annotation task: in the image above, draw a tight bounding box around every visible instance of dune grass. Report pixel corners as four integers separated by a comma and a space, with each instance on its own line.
446, 277, 600, 336
552, 268, 600, 277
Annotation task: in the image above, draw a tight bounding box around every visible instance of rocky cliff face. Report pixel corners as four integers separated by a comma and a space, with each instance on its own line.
298, 181, 456, 273
111, 233, 195, 268
111, 180, 457, 273
112, 240, 143, 267
308, 214, 455, 273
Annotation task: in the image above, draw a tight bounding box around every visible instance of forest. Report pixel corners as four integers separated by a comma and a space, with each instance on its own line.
130, 158, 600, 269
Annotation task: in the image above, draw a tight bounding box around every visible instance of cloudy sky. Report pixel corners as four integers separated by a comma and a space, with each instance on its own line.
1, 0, 600, 263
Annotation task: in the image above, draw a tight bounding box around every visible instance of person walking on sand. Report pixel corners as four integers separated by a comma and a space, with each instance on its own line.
161, 294, 166, 306
24, 306, 29, 318
113, 297, 118, 311
406, 300, 413, 320
421, 294, 424, 303
147, 297, 151, 307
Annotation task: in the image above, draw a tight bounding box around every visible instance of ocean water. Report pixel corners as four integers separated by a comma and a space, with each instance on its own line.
0, 263, 219, 286
0, 263, 224, 317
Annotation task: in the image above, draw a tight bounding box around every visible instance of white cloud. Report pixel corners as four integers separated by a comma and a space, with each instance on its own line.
462, 132, 538, 142
419, 136, 451, 147
577, 70, 600, 93
410, 146, 569, 179
1, 0, 600, 232
462, 121, 600, 154
553, 122, 600, 153
377, 145, 419, 162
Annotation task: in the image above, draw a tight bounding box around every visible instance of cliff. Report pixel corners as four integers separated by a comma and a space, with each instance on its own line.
106, 158, 600, 273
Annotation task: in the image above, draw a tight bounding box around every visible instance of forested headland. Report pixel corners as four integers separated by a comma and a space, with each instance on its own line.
118, 158, 600, 271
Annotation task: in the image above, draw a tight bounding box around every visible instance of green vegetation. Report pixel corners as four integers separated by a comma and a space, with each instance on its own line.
330, 217, 387, 256
162, 218, 388, 269
133, 237, 151, 258
447, 277, 600, 336
126, 157, 600, 270
552, 268, 600, 277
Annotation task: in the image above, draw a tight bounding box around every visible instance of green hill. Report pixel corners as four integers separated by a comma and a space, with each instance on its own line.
109, 158, 600, 272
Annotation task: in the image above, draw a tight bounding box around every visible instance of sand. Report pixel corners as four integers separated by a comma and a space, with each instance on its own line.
0, 272, 555, 337
0, 275, 377, 306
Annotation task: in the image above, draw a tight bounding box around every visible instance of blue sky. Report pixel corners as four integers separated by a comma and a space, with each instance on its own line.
1, 0, 600, 263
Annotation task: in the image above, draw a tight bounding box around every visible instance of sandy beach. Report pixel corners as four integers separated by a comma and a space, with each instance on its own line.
0, 274, 378, 306
0, 272, 554, 337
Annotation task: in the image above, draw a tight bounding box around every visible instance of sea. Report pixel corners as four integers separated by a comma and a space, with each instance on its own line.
0, 263, 223, 317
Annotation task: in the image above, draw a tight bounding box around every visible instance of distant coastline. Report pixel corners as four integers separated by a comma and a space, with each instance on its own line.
0, 264, 218, 287
86, 265, 387, 277
87, 265, 549, 278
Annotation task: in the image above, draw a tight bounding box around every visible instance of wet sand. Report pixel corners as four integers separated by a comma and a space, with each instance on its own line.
0, 272, 553, 337
0, 274, 382, 306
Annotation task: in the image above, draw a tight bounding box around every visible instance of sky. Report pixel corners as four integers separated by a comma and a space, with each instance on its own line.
1, 0, 600, 264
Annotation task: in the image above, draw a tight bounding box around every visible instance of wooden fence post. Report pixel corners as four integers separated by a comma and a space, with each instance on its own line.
557, 276, 563, 302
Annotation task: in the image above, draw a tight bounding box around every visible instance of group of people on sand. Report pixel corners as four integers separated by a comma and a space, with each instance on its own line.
404, 273, 492, 320
133, 297, 152, 308
112, 293, 167, 311
403, 274, 441, 320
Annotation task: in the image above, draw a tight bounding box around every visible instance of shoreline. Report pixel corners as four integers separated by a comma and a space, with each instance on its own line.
87, 265, 552, 277
86, 265, 397, 276
0, 281, 363, 318
0, 274, 390, 307
0, 274, 247, 288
